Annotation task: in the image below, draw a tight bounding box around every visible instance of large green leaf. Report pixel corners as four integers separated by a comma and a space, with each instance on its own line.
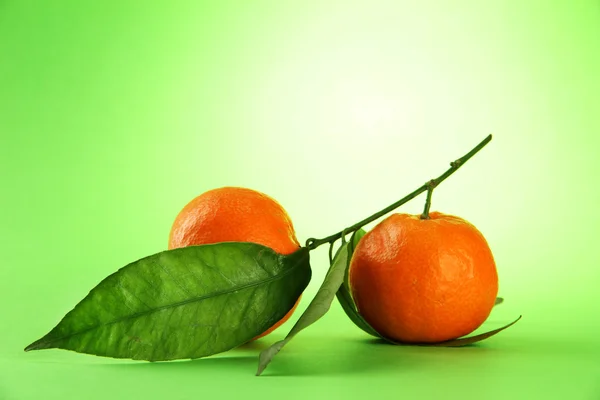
25, 243, 311, 361
256, 238, 351, 375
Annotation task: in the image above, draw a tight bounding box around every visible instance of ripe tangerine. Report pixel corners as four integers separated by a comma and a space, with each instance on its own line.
349, 212, 498, 343
168, 187, 301, 339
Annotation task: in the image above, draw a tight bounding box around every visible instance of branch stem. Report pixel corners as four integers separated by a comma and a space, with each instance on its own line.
305, 134, 492, 251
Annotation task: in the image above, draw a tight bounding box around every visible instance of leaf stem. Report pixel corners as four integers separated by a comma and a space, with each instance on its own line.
305, 134, 493, 251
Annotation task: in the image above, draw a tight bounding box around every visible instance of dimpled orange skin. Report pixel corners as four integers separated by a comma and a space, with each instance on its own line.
168, 187, 301, 339
349, 212, 498, 343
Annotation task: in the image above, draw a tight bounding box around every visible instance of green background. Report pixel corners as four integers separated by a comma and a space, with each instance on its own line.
1, 1, 599, 398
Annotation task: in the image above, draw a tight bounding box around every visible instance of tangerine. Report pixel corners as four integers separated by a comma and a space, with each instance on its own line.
349, 212, 498, 343
168, 186, 301, 339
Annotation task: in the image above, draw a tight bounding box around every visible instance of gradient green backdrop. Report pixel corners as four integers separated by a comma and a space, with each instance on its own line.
1, 1, 599, 399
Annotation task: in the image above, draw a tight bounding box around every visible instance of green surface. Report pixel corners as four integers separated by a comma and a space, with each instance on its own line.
1, 1, 599, 399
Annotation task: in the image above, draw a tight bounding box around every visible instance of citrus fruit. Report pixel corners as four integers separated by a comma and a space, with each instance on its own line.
349, 212, 498, 343
168, 186, 301, 339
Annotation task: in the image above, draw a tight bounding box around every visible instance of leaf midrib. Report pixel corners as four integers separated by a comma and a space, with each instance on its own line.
31, 253, 306, 349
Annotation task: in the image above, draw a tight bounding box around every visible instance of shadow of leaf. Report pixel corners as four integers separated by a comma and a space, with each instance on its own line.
95, 335, 419, 377
253, 336, 421, 377
100, 355, 258, 374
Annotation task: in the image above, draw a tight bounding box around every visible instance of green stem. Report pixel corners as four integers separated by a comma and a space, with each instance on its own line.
420, 181, 435, 220
305, 134, 492, 251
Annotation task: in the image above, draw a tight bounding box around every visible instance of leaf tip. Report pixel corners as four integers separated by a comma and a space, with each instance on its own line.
256, 355, 271, 376
256, 352, 272, 376
256, 341, 286, 377
24, 337, 52, 352
24, 342, 39, 352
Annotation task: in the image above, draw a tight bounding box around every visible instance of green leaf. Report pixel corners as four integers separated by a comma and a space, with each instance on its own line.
25, 243, 311, 361
334, 229, 381, 337
409, 315, 522, 347
256, 239, 351, 376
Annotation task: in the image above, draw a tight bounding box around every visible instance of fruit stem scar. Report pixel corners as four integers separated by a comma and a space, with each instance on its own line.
305, 134, 493, 251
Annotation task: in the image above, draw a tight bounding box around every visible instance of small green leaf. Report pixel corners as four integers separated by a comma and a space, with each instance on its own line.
334, 229, 381, 337
25, 243, 311, 361
411, 315, 522, 347
256, 239, 351, 376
